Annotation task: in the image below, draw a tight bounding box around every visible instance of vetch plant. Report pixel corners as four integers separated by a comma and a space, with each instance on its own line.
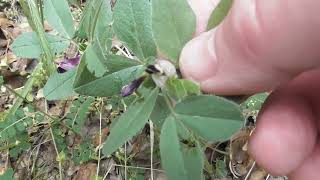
11, 0, 239, 179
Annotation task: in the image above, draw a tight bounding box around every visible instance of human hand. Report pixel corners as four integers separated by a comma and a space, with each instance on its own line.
181, 0, 320, 179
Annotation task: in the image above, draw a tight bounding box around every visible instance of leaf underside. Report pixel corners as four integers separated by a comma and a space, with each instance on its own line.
102, 88, 159, 156
152, 0, 196, 64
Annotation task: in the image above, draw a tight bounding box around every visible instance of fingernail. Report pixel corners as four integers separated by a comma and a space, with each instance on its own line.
180, 30, 219, 82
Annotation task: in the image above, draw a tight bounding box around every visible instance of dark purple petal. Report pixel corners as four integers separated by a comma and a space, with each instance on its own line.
145, 65, 161, 74
121, 77, 145, 97
57, 53, 81, 73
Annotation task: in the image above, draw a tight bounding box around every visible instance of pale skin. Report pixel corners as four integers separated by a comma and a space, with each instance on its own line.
181, 0, 320, 179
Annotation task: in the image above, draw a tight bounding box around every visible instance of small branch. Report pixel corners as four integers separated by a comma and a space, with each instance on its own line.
0, 117, 29, 136
49, 126, 63, 180
4, 63, 42, 121
46, 100, 62, 180
244, 161, 256, 180
95, 102, 103, 180
149, 120, 154, 180
103, 164, 164, 180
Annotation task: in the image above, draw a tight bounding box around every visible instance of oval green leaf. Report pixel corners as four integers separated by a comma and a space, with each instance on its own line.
206, 0, 233, 30
160, 116, 188, 180
0, 76, 4, 86
76, 0, 112, 39
150, 95, 170, 128
11, 32, 69, 58
73, 46, 143, 97
165, 78, 200, 101
175, 95, 244, 141
44, 0, 75, 38
74, 65, 144, 97
152, 0, 196, 63
43, 68, 77, 100
102, 88, 159, 156
181, 143, 205, 180
114, 0, 156, 60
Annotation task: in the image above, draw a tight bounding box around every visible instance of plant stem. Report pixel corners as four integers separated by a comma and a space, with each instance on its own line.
27, 0, 55, 74
95, 101, 104, 180
149, 120, 154, 180
5, 85, 51, 118
46, 100, 63, 180
89, 0, 104, 41
4, 63, 42, 121
37, 0, 44, 26
163, 94, 177, 117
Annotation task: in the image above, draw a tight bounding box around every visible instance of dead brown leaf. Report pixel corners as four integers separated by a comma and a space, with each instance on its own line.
73, 163, 97, 180
229, 127, 255, 178
0, 17, 13, 29
92, 127, 109, 147
249, 169, 268, 180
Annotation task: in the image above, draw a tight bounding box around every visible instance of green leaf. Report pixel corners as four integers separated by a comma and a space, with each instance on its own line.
0, 168, 14, 180
72, 142, 93, 165
165, 78, 200, 101
104, 55, 142, 73
76, 0, 112, 39
113, 0, 156, 60
152, 0, 196, 63
73, 52, 143, 97
242, 93, 269, 111
75, 29, 113, 80
0, 76, 3, 86
44, 0, 75, 38
72, 97, 95, 133
160, 116, 188, 180
9, 136, 31, 157
215, 159, 228, 178
175, 95, 243, 141
102, 88, 159, 156
67, 0, 80, 7
43, 69, 77, 100
82, 44, 108, 77
206, 0, 233, 30
52, 125, 67, 152
150, 95, 170, 128
26, 0, 56, 74
11, 32, 69, 58
181, 143, 205, 180
92, 27, 113, 59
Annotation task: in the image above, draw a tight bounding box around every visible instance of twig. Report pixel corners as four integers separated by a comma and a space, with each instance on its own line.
102, 164, 164, 180
114, 45, 131, 59
124, 142, 127, 180
28, 137, 52, 174
266, 174, 271, 180
244, 161, 256, 180
149, 120, 154, 180
3, 84, 59, 123
45, 100, 63, 180
4, 63, 42, 121
30, 140, 41, 176
123, 46, 134, 59
206, 145, 229, 156
121, 99, 128, 180
49, 126, 62, 180
95, 103, 103, 180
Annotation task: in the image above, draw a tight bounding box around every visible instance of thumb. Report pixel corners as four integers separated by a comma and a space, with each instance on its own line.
180, 0, 320, 95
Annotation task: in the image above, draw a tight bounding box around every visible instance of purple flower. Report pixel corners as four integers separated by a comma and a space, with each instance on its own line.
121, 77, 145, 97
57, 53, 81, 73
